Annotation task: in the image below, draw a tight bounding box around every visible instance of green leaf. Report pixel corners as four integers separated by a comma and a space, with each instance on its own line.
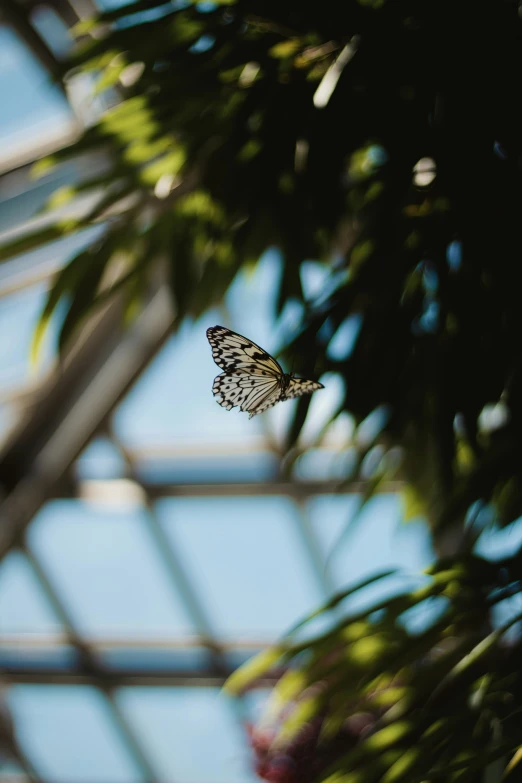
57, 255, 109, 353
285, 569, 397, 637
269, 39, 302, 59
169, 226, 197, 320
140, 150, 186, 186
400, 484, 427, 522
188, 247, 239, 318
381, 748, 423, 783
31, 155, 60, 179
31, 234, 122, 360
322, 771, 366, 783
368, 687, 410, 709
260, 668, 309, 725
363, 721, 413, 753
505, 747, 522, 778
94, 54, 128, 93
346, 633, 390, 668
429, 612, 522, 702
81, 181, 136, 224
30, 248, 96, 362
224, 646, 285, 695
0, 225, 66, 264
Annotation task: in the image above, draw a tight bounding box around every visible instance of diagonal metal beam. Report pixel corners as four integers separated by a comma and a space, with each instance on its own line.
22, 546, 161, 782
0, 285, 174, 563
106, 431, 279, 751
107, 430, 231, 680
0, 685, 43, 783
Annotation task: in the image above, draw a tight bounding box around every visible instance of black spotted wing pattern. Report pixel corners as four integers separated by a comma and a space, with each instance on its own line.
212, 373, 281, 419
207, 325, 324, 418
207, 325, 282, 376
282, 377, 324, 401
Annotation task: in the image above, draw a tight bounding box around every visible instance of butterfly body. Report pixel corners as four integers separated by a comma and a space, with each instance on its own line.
207, 325, 324, 418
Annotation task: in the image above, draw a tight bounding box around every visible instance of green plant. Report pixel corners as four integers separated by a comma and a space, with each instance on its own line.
3, 1, 522, 779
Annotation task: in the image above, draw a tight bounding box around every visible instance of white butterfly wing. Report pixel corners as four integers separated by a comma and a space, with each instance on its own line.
207, 325, 283, 376
282, 377, 325, 401
213, 373, 281, 417
207, 325, 324, 417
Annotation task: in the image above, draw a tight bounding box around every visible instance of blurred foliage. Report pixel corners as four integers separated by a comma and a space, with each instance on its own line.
3, 0, 522, 780
3, 0, 520, 540
227, 559, 522, 783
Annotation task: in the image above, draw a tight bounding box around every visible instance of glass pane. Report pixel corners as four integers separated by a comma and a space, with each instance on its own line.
134, 450, 278, 485
293, 445, 357, 481
28, 501, 196, 637
118, 687, 257, 783
0, 26, 73, 165
0, 226, 103, 388
243, 687, 271, 724
30, 6, 71, 58
307, 493, 434, 608
7, 686, 142, 783
157, 496, 323, 639
0, 551, 61, 634
224, 250, 281, 353
113, 314, 267, 446
74, 436, 126, 481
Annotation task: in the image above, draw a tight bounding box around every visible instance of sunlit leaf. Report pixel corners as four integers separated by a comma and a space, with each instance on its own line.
262, 669, 308, 721
400, 484, 427, 522
224, 646, 285, 695
140, 150, 186, 185
269, 39, 302, 59
505, 747, 522, 777
30, 248, 95, 362
363, 721, 413, 752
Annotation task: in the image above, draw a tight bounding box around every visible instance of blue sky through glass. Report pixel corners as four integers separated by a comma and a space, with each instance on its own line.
118, 687, 257, 783
8, 685, 143, 783
0, 550, 62, 633
28, 501, 196, 637
114, 252, 345, 449
308, 494, 433, 588
0, 26, 73, 161
157, 496, 324, 639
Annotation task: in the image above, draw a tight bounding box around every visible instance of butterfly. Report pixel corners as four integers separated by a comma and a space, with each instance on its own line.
207, 325, 324, 418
